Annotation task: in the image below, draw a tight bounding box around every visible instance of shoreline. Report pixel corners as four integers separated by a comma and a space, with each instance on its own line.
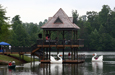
0, 60, 9, 65
0, 54, 38, 65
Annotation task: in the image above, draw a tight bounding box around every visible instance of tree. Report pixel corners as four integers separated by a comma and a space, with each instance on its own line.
86, 11, 99, 30
72, 10, 79, 25
99, 33, 115, 50
99, 24, 106, 34
99, 5, 111, 32
29, 24, 38, 44
109, 10, 115, 38
89, 29, 99, 50
11, 15, 22, 30
10, 15, 30, 46
0, 5, 10, 42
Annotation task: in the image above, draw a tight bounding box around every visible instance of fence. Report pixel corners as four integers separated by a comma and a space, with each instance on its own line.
37, 39, 84, 45
0, 46, 31, 53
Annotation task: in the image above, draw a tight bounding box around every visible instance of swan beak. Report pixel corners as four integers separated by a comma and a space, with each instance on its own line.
60, 55, 62, 56
93, 54, 95, 56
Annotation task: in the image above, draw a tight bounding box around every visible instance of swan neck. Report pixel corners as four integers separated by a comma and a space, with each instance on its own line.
58, 54, 62, 60
93, 54, 97, 58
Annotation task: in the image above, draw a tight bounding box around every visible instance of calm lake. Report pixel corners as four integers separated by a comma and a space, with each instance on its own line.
0, 51, 115, 75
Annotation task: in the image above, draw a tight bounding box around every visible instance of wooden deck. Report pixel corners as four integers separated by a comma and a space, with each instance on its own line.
40, 60, 85, 64
37, 45, 84, 48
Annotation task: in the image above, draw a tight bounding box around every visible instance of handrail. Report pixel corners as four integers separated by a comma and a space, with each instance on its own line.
0, 46, 31, 53
37, 39, 84, 45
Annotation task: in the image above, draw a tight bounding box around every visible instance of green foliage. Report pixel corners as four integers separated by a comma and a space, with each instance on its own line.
72, 5, 115, 51
10, 15, 29, 46
0, 4, 10, 42
9, 15, 47, 46
99, 5, 111, 25
72, 10, 79, 24
87, 11, 99, 30
89, 29, 99, 50
1, 4, 115, 51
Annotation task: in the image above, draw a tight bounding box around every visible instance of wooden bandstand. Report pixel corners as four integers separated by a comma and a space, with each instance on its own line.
31, 8, 85, 64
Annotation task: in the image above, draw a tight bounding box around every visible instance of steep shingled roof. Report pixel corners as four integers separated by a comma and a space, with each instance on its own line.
41, 8, 80, 29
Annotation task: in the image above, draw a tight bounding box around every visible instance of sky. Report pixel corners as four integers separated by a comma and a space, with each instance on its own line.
1, 0, 115, 24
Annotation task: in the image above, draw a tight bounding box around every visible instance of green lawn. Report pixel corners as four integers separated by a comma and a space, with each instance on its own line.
0, 54, 39, 65
10, 54, 39, 62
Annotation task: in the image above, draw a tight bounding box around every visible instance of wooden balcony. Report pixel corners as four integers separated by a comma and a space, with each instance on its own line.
37, 39, 84, 48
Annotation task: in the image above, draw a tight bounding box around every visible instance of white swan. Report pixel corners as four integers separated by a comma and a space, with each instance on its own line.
92, 53, 103, 62
50, 54, 62, 64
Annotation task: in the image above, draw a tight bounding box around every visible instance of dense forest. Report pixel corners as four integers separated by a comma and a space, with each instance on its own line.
0, 4, 115, 51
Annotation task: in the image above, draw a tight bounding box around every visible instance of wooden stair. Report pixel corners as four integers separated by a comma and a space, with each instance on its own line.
32, 47, 41, 54
31, 47, 45, 60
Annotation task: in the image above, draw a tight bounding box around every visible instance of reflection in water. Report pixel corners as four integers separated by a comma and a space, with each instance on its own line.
7, 68, 16, 75
1, 51, 115, 75
92, 62, 103, 74
23, 61, 41, 68
36, 63, 79, 75
50, 64, 62, 75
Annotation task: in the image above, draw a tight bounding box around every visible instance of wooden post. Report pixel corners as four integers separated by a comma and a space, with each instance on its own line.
74, 48, 75, 60
49, 64, 51, 75
57, 31, 59, 40
63, 48, 64, 60
76, 31, 77, 40
72, 30, 73, 44
43, 48, 44, 60
19, 54, 21, 59
76, 31, 78, 43
63, 30, 64, 40
74, 31, 75, 40
43, 30, 45, 40
22, 54, 24, 60
49, 48, 51, 60
33, 55, 34, 62
46, 48, 48, 60
77, 48, 78, 60
57, 48, 59, 59
63, 30, 64, 60
42, 30, 45, 49
31, 54, 32, 61
49, 30, 51, 39
71, 48, 73, 60
48, 48, 49, 60
31, 54, 32, 66
63, 64, 64, 75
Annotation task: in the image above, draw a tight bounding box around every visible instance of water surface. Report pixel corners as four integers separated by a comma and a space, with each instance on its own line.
0, 51, 115, 75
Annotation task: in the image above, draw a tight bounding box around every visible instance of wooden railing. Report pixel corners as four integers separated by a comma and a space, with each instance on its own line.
0, 46, 31, 53
37, 39, 84, 45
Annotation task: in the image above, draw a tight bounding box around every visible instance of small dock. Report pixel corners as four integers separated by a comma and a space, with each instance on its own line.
40, 60, 85, 64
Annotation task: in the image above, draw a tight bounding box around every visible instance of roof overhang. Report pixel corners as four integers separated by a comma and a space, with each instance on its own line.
42, 28, 79, 31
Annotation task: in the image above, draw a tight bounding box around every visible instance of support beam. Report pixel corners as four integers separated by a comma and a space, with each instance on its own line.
74, 48, 75, 60
71, 48, 73, 60
31, 54, 32, 66
43, 48, 44, 60
49, 47, 51, 60
63, 48, 64, 60
57, 48, 59, 59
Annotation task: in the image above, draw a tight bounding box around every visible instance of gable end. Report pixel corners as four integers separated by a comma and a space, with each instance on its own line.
54, 17, 63, 24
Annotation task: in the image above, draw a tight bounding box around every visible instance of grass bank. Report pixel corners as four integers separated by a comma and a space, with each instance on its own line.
0, 54, 39, 65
